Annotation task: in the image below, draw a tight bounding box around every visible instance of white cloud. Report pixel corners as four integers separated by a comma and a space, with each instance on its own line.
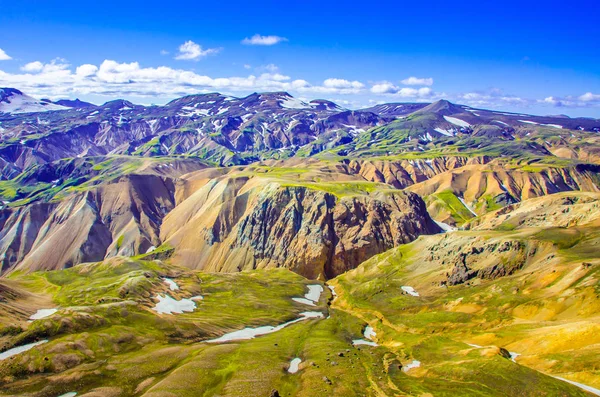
160, 50, 169, 56
323, 78, 364, 89
0, 48, 12, 61
174, 41, 220, 61
371, 82, 398, 94
76, 64, 98, 77
579, 92, 600, 102
242, 34, 288, 46
21, 61, 44, 72
401, 76, 434, 86
458, 90, 528, 108
370, 82, 433, 98
243, 64, 252, 69
533, 92, 600, 108
542, 96, 560, 105
0, 59, 365, 99
18, 59, 70, 75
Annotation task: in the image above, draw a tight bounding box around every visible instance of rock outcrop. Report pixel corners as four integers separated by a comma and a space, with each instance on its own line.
0, 174, 176, 274
161, 171, 441, 279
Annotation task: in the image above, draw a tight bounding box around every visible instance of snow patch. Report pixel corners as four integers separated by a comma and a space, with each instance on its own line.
152, 294, 196, 315
434, 127, 454, 137
288, 358, 302, 374
205, 311, 324, 343
292, 284, 323, 306
328, 285, 337, 300
458, 197, 477, 216
553, 377, 600, 396
434, 220, 456, 232
163, 278, 179, 291
281, 97, 310, 109
443, 116, 471, 128
401, 286, 420, 297
403, 360, 421, 372
352, 339, 378, 347
0, 340, 48, 360
29, 309, 58, 320
364, 326, 376, 341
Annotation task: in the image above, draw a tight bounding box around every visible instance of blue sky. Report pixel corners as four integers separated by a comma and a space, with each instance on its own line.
1, 0, 599, 116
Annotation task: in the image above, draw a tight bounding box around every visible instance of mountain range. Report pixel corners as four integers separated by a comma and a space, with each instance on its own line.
1, 87, 600, 396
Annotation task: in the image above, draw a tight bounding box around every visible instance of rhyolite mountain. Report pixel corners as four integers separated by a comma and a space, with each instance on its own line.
1, 87, 600, 396
1, 87, 600, 279
1, 88, 600, 178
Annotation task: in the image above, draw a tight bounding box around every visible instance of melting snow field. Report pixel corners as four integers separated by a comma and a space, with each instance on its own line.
434, 127, 454, 137
401, 286, 420, 297
0, 340, 48, 360
205, 311, 324, 343
434, 220, 456, 232
292, 298, 316, 306
152, 294, 196, 315
458, 197, 478, 216
352, 339, 378, 347
305, 285, 323, 301
288, 358, 302, 374
328, 285, 337, 300
553, 377, 600, 396
163, 278, 179, 291
464, 344, 600, 395
403, 360, 421, 372
364, 325, 376, 340
29, 308, 58, 320
292, 284, 323, 306
281, 97, 310, 109
352, 325, 379, 347
443, 116, 471, 128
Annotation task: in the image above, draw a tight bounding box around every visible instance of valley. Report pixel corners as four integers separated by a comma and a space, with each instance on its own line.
0, 88, 599, 396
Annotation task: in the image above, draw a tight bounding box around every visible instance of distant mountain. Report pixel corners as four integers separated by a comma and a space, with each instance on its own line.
0, 88, 599, 180
0, 87, 69, 114
52, 98, 97, 109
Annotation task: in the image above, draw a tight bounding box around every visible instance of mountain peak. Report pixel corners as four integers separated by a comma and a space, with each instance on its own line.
415, 99, 463, 115
0, 88, 24, 103
54, 98, 97, 109
261, 91, 292, 98
102, 99, 136, 109
0, 88, 69, 114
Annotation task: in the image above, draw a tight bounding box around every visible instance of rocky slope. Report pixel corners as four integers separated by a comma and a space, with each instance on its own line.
1, 193, 598, 395
161, 169, 440, 279
332, 192, 600, 394
0, 163, 442, 278
467, 191, 600, 230
0, 174, 177, 274
2, 155, 600, 276
406, 162, 600, 224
